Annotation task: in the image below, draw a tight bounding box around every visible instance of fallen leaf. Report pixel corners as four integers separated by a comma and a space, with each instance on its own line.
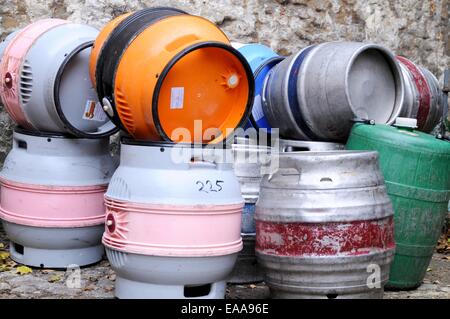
0, 264, 12, 272
0, 243, 4, 249
445, 256, 450, 260
249, 284, 256, 289
0, 251, 10, 260
48, 275, 61, 283
16, 265, 32, 275
427, 267, 432, 272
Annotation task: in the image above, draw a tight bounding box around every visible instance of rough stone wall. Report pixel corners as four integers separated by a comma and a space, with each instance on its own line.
0, 0, 448, 161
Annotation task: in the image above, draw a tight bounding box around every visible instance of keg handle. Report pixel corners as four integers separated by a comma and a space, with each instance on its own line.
393, 117, 418, 132
351, 118, 375, 125
268, 164, 301, 185
13, 138, 28, 151
188, 157, 217, 169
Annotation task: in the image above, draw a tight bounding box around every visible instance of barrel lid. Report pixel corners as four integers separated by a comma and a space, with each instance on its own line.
394, 117, 418, 129
346, 44, 403, 125
54, 39, 119, 138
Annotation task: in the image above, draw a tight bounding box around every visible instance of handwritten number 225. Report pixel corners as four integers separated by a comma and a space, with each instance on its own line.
196, 180, 224, 193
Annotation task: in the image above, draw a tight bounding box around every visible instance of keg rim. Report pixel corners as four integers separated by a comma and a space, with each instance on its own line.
53, 41, 120, 139
14, 127, 77, 139
278, 149, 378, 157
120, 136, 229, 149
151, 41, 255, 144
278, 138, 345, 152
249, 55, 286, 130
345, 44, 404, 126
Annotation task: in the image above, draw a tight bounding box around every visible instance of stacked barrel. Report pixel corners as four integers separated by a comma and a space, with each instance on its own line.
88, 7, 254, 299
103, 142, 243, 298
0, 19, 117, 268
90, 8, 253, 143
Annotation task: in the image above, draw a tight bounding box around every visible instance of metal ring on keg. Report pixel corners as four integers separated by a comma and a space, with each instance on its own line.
249, 55, 285, 130
53, 41, 119, 138
396, 56, 431, 130
121, 136, 211, 149
152, 41, 255, 143
284, 45, 317, 140
95, 8, 187, 129
261, 46, 318, 140
14, 126, 76, 139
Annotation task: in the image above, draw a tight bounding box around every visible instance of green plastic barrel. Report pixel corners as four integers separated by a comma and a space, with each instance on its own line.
346, 119, 450, 289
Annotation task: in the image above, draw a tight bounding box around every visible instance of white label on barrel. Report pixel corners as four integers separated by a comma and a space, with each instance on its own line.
83, 100, 107, 122
170, 87, 184, 109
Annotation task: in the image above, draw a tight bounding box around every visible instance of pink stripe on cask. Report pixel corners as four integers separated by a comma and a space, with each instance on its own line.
0, 178, 107, 228
102, 197, 243, 257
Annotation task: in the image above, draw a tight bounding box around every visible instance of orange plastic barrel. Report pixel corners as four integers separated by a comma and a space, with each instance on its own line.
90, 8, 253, 144
89, 13, 130, 85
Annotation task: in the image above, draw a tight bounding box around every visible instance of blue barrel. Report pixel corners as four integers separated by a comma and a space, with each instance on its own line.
233, 43, 284, 131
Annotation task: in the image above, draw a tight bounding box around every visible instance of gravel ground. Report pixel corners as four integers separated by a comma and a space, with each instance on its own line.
0, 224, 449, 299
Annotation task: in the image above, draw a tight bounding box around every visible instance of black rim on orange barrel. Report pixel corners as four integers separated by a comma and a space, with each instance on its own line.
90, 7, 254, 143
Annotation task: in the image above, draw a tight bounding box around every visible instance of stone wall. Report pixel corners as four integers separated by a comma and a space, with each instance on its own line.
0, 0, 449, 161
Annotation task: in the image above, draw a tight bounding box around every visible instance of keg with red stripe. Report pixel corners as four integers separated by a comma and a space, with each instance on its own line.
103, 140, 243, 299
0, 129, 117, 268
397, 56, 443, 133
255, 151, 395, 299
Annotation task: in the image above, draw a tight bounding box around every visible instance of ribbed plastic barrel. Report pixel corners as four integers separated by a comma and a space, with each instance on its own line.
228, 138, 271, 283
397, 56, 443, 133
0, 19, 117, 138
263, 42, 404, 142
90, 8, 254, 143
346, 119, 450, 289
256, 151, 395, 298
233, 43, 284, 130
0, 129, 117, 268
103, 140, 243, 299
